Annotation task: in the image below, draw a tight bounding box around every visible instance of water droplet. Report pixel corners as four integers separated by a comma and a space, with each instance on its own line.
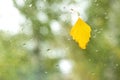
104, 64, 106, 67
94, 0, 97, 2
93, 34, 96, 38
29, 4, 32, 7
91, 72, 95, 75
105, 16, 109, 19
55, 64, 59, 68
97, 31, 101, 34
77, 12, 80, 17
96, 4, 99, 6
96, 50, 99, 52
68, 38, 71, 41
94, 29, 98, 32
47, 49, 51, 52
39, 6, 42, 10
44, 0, 46, 2
116, 64, 119, 67
104, 12, 107, 15
23, 43, 26, 45
63, 6, 66, 9
100, 28, 103, 31
45, 71, 48, 74
70, 8, 74, 11
88, 59, 91, 62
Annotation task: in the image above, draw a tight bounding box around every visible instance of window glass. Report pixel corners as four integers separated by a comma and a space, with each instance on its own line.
0, 0, 120, 80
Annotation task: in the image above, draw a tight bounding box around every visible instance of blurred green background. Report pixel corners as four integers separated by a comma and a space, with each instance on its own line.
0, 0, 120, 80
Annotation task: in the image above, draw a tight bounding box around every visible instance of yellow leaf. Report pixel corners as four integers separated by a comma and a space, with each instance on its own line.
70, 18, 91, 49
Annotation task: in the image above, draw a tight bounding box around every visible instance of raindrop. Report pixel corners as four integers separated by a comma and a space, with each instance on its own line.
23, 43, 26, 45
39, 6, 42, 10
68, 38, 71, 41
44, 0, 46, 2
77, 12, 80, 17
105, 16, 109, 19
104, 64, 107, 67
96, 4, 99, 6
45, 71, 48, 74
88, 59, 91, 62
95, 50, 99, 52
104, 12, 107, 15
55, 64, 59, 68
94, 0, 97, 2
97, 31, 101, 34
116, 64, 119, 67
29, 4, 32, 7
70, 8, 74, 11
20, 26, 24, 31
93, 34, 96, 38
100, 28, 103, 31
63, 6, 66, 9
21, 28, 24, 31
91, 72, 95, 75
47, 49, 51, 52
94, 29, 98, 32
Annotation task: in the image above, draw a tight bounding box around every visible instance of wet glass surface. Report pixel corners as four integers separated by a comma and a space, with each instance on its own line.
0, 0, 120, 80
